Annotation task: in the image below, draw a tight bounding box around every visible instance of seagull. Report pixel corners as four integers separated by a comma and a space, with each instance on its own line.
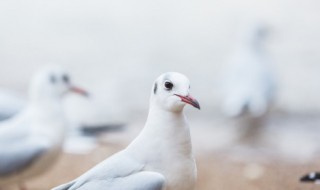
222, 22, 276, 118
300, 172, 320, 184
53, 72, 200, 190
220, 22, 276, 143
0, 65, 88, 190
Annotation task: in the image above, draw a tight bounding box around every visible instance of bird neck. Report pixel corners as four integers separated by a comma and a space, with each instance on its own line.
30, 94, 62, 104
29, 98, 63, 115
28, 98, 66, 144
146, 106, 186, 128
127, 106, 193, 159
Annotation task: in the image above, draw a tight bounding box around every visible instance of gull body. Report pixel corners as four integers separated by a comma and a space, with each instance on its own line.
53, 72, 200, 190
0, 65, 87, 190
222, 23, 276, 118
220, 22, 277, 144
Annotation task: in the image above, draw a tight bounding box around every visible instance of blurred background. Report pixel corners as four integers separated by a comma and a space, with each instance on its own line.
1, 0, 320, 189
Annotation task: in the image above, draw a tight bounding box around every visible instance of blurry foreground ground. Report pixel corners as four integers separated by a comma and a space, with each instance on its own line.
24, 112, 320, 190
28, 149, 320, 190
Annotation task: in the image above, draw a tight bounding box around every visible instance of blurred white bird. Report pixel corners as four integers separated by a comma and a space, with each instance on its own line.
0, 65, 88, 190
221, 22, 276, 143
222, 22, 276, 118
53, 72, 200, 190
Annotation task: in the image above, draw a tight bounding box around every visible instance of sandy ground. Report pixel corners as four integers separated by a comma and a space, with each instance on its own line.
5, 112, 318, 190
23, 145, 320, 190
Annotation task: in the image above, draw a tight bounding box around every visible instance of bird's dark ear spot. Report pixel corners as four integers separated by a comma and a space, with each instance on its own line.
50, 75, 56, 84
154, 83, 158, 94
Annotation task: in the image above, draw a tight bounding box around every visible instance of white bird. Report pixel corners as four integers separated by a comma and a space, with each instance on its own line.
222, 23, 276, 118
53, 72, 200, 190
0, 65, 88, 190
220, 22, 276, 144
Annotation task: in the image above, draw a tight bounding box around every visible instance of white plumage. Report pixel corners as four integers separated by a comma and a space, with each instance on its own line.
0, 65, 87, 190
53, 72, 200, 190
0, 89, 25, 121
222, 23, 276, 118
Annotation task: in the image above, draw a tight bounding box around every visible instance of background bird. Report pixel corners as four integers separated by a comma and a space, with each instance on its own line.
0, 65, 88, 190
300, 172, 320, 184
53, 72, 200, 190
221, 21, 276, 144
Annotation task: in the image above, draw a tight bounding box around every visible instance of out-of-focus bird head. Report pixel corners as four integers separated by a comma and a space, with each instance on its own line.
29, 65, 88, 101
150, 72, 200, 112
243, 22, 269, 49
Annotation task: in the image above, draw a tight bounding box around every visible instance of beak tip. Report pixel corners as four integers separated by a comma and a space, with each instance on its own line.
83, 91, 90, 97
192, 101, 200, 110
174, 94, 200, 110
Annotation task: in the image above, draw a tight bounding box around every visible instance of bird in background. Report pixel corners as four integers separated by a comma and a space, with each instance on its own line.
221, 21, 276, 143
222, 22, 276, 118
0, 65, 88, 190
300, 172, 320, 184
53, 72, 200, 190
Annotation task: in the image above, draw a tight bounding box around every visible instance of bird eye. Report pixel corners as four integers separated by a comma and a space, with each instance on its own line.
62, 75, 69, 84
164, 81, 173, 90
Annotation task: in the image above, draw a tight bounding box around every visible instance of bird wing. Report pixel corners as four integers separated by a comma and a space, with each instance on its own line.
78, 171, 165, 190
0, 89, 25, 121
53, 171, 164, 190
0, 125, 28, 143
52, 151, 165, 190
0, 110, 30, 143
0, 140, 48, 176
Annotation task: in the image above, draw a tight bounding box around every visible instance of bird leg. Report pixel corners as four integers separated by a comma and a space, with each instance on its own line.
237, 115, 266, 145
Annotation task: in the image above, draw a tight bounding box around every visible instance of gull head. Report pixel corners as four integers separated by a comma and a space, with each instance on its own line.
151, 72, 200, 112
29, 65, 88, 101
242, 22, 268, 48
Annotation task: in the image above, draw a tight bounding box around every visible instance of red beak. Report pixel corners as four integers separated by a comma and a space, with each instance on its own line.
175, 94, 200, 110
70, 86, 89, 97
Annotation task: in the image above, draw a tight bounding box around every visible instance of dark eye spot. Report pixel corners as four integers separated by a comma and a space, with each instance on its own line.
164, 81, 173, 90
62, 75, 70, 84
153, 83, 158, 94
50, 75, 56, 83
